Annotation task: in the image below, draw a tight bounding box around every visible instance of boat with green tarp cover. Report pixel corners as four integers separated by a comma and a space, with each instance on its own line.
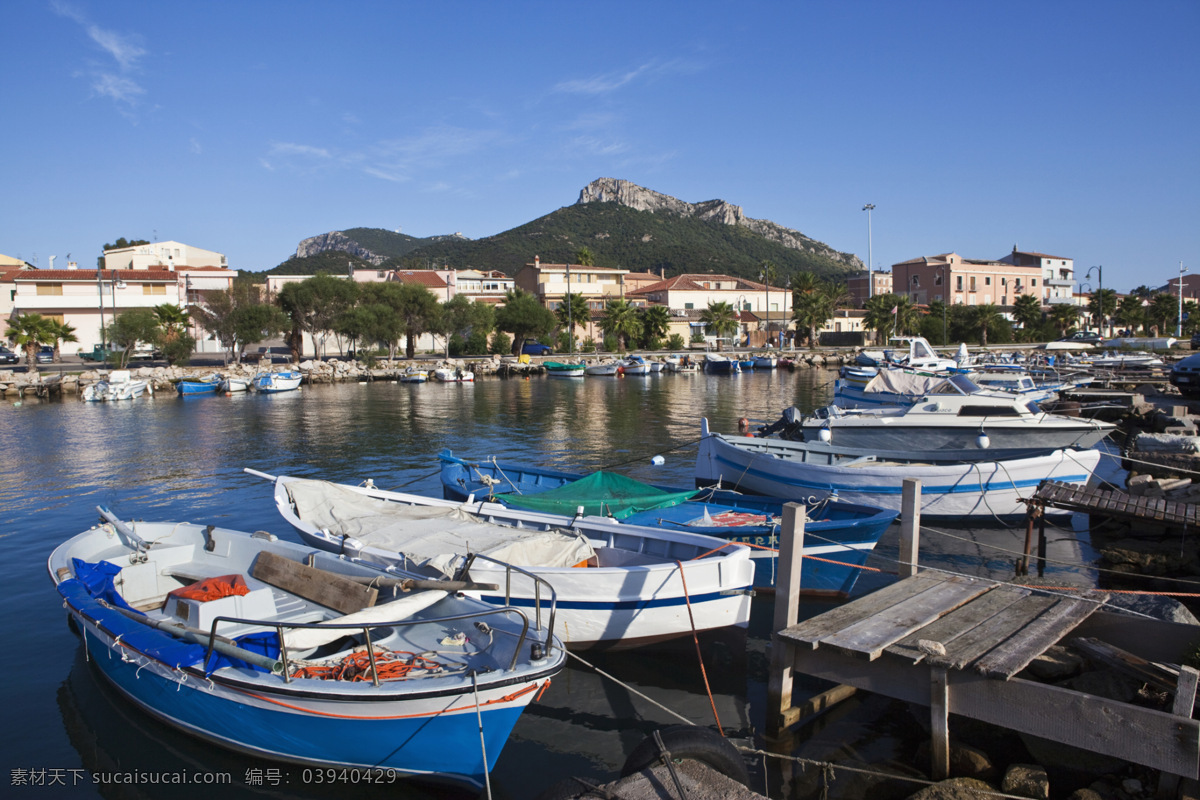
438, 449, 897, 596
500, 471, 698, 519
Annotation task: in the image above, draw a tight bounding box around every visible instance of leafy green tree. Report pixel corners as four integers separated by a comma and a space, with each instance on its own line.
667, 333, 685, 350
106, 309, 160, 368
189, 278, 289, 364
495, 289, 556, 355
48, 320, 78, 362
599, 299, 643, 351
925, 299, 949, 346
5, 313, 56, 370
970, 303, 1006, 347
1115, 295, 1147, 336
151, 304, 194, 365
698, 301, 739, 349
1049, 303, 1080, 337
638, 305, 671, 349
275, 274, 360, 360
393, 284, 441, 359
489, 331, 512, 355
442, 295, 496, 355
1087, 288, 1118, 337
1183, 300, 1200, 337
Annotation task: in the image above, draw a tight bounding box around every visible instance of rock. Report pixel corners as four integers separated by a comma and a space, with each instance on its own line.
1002, 764, 1049, 799
1023, 645, 1084, 681
1120, 777, 1143, 794
914, 741, 996, 780
1065, 789, 1105, 800
905, 776, 997, 799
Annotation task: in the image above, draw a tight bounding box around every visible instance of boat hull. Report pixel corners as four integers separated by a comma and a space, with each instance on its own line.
437, 451, 896, 597
695, 419, 1102, 518
253, 372, 303, 392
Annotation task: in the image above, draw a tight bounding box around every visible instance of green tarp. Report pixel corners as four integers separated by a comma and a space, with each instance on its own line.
501, 471, 697, 520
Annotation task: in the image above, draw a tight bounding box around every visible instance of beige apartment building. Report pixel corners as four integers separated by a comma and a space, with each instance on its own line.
891, 253, 1041, 308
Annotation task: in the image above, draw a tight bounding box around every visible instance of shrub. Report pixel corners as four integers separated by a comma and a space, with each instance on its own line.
490, 331, 512, 355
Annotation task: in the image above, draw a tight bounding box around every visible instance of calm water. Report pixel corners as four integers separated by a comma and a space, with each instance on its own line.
0, 368, 1104, 799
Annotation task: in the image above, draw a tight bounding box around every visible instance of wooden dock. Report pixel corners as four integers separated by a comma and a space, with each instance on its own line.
1031, 479, 1200, 526
768, 481, 1200, 784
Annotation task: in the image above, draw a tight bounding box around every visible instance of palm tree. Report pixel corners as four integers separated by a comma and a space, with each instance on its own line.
698, 301, 739, 350
48, 320, 78, 362
1148, 293, 1178, 336
1011, 294, 1042, 335
1049, 303, 1080, 337
5, 313, 55, 371
638, 305, 671, 349
970, 303, 1006, 347
555, 292, 591, 347
574, 248, 595, 267
792, 280, 847, 348
1087, 288, 1118, 337
598, 299, 642, 351
863, 294, 899, 344
1115, 295, 1147, 336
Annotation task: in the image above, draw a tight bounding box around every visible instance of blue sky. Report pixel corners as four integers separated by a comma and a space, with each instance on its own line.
3, 1, 1196, 293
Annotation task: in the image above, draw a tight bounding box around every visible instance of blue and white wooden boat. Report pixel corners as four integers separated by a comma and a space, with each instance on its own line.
252, 370, 302, 393
49, 506, 564, 791
752, 354, 778, 370
175, 374, 221, 395
218, 374, 251, 393
437, 450, 897, 597
619, 355, 652, 375
252, 469, 755, 649
738, 358, 755, 371
696, 418, 1103, 519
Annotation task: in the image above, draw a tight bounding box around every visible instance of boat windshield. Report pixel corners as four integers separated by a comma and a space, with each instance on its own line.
948, 374, 983, 394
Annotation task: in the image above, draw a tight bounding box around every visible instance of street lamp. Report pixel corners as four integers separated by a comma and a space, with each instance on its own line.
1178, 262, 1189, 338
759, 269, 769, 348
1085, 265, 1103, 335
938, 266, 947, 346
862, 204, 875, 301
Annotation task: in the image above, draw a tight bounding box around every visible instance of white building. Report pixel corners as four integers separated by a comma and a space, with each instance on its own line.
997, 247, 1075, 305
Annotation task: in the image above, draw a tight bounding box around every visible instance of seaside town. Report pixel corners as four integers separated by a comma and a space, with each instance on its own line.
7, 3, 1197, 800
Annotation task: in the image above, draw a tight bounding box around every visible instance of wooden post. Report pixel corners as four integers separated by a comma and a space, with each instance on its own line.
1036, 513, 1048, 578
1159, 666, 1200, 798
931, 666, 950, 780
1019, 507, 1034, 576
767, 502, 806, 738
899, 479, 921, 578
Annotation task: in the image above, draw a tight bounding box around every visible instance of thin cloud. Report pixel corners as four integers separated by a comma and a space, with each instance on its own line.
53, 1, 147, 112
267, 142, 333, 159
553, 58, 702, 95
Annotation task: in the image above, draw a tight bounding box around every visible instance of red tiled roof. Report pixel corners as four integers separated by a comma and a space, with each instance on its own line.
628, 273, 785, 294
13, 269, 190, 281
392, 270, 448, 288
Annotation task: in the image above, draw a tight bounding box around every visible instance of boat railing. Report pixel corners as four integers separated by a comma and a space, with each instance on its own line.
456, 552, 559, 657
203, 604, 536, 685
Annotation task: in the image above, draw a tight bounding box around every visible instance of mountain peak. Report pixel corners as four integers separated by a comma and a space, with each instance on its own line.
577, 178, 856, 266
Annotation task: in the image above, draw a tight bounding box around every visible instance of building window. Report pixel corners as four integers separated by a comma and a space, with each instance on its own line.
935, 274, 943, 286
911, 275, 920, 287
956, 276, 964, 291
985, 277, 992, 286
1032, 279, 1037, 287
35, 284, 63, 295
684, 303, 694, 309
969, 276, 977, 291
1001, 277, 1007, 286
143, 285, 166, 295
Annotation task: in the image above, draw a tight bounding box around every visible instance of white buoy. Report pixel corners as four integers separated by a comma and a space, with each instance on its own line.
651, 455, 665, 465
976, 431, 990, 449
818, 427, 832, 443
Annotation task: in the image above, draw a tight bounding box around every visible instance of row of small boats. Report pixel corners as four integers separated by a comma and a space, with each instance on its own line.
175, 370, 303, 395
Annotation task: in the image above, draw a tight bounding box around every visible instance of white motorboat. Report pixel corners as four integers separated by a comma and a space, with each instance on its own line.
696, 418, 1102, 518
619, 355, 652, 375
81, 370, 151, 402
433, 367, 475, 382
585, 360, 622, 376
544, 361, 586, 378
49, 506, 564, 790
217, 374, 250, 393
251, 470, 755, 651
251, 370, 302, 393
833, 369, 1065, 409
856, 336, 958, 373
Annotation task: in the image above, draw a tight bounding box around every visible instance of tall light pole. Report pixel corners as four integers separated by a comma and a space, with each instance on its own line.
566, 262, 572, 356
1178, 261, 1189, 338
760, 269, 769, 348
1085, 265, 1102, 335
862, 204, 875, 301
939, 266, 947, 346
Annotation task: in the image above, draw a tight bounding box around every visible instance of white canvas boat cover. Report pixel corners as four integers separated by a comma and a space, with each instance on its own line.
285, 479, 596, 578
863, 370, 955, 396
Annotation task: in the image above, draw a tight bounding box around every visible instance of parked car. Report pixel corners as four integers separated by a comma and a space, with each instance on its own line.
35, 346, 55, 364
0, 345, 18, 365
1190, 331, 1200, 350
1171, 353, 1200, 397
1055, 331, 1104, 346
521, 339, 553, 356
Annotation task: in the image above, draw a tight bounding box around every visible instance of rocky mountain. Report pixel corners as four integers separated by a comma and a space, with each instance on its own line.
577, 178, 859, 268
276, 181, 861, 281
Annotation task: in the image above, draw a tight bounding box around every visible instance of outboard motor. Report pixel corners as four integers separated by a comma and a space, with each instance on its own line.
757, 406, 805, 440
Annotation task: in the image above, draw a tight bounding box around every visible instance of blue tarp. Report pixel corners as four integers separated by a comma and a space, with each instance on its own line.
62, 559, 280, 674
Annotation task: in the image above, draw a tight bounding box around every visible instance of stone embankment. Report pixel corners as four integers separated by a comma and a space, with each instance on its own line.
0, 350, 855, 398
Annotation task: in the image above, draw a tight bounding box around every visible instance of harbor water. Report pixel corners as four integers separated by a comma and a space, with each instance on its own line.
0, 367, 1104, 799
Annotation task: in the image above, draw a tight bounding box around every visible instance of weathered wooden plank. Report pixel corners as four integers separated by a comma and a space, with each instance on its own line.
789, 646, 1200, 777
820, 579, 991, 660
886, 584, 1029, 663
975, 595, 1107, 679
927, 592, 1057, 671
779, 575, 961, 647
1072, 636, 1182, 693
250, 550, 378, 614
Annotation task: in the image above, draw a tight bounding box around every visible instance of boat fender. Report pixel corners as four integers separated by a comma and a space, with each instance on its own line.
737, 418, 751, 436
619, 725, 750, 787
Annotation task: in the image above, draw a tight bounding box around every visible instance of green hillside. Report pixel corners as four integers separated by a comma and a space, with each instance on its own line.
271, 251, 377, 275
387, 203, 858, 282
